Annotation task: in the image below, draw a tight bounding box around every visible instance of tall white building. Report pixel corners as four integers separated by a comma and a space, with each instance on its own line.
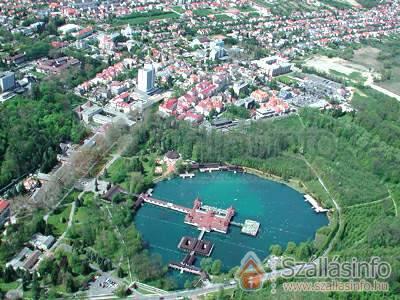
137, 64, 155, 94
0, 71, 15, 92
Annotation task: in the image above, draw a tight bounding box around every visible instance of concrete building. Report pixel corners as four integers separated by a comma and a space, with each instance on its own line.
58, 23, 80, 35
6, 247, 41, 271
137, 64, 155, 94
266, 63, 292, 77
209, 46, 226, 61
82, 105, 103, 123
36, 57, 80, 75
256, 56, 292, 77
255, 107, 276, 119
0, 71, 15, 92
30, 233, 55, 251
0, 199, 10, 227
233, 81, 248, 96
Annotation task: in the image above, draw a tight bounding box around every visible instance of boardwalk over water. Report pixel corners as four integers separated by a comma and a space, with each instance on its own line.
230, 221, 243, 227
304, 195, 329, 213
179, 173, 195, 179
198, 229, 206, 240
140, 195, 190, 214
168, 263, 203, 276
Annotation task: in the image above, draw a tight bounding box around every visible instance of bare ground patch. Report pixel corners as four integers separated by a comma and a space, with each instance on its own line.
305, 55, 371, 75
351, 46, 381, 70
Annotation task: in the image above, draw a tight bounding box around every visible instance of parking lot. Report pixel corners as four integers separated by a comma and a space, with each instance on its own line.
88, 273, 120, 297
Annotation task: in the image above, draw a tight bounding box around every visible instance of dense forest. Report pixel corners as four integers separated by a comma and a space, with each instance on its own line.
122, 86, 400, 296
0, 80, 86, 189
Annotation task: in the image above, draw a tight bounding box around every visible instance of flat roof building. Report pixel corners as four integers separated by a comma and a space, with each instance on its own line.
58, 24, 80, 35
0, 71, 15, 92
6, 247, 41, 272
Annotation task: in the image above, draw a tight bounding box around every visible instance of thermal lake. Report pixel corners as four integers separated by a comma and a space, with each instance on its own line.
134, 171, 328, 285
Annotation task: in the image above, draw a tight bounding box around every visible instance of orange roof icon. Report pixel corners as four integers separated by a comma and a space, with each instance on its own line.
237, 251, 265, 291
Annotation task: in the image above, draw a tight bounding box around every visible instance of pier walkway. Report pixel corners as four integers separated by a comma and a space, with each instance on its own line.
199, 167, 221, 173
179, 173, 195, 179
140, 194, 190, 214
230, 221, 243, 227
304, 195, 329, 213
198, 229, 206, 240
168, 263, 203, 276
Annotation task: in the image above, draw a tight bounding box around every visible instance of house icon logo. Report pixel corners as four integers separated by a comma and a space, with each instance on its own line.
237, 251, 265, 291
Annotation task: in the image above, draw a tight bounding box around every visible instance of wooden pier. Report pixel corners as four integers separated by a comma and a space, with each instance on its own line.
304, 195, 329, 213
199, 167, 222, 173
168, 263, 202, 275
139, 195, 191, 214
230, 221, 244, 227
179, 173, 195, 179
197, 229, 206, 240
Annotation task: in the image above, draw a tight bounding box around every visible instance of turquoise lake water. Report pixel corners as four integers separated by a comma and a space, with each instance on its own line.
134, 171, 328, 285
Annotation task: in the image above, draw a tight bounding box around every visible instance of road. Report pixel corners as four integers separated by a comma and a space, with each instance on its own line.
43, 133, 104, 221
99, 152, 121, 177
301, 157, 341, 256
33, 200, 77, 270
104, 205, 133, 282
364, 73, 400, 101
48, 200, 76, 253
85, 283, 236, 299
295, 114, 342, 256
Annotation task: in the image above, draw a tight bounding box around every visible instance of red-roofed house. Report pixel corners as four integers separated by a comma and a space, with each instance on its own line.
159, 98, 178, 116
251, 89, 269, 103
0, 199, 10, 227
184, 112, 203, 124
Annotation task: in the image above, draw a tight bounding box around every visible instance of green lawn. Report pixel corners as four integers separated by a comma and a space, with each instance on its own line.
0, 281, 19, 292
62, 190, 81, 205
193, 8, 222, 16
47, 205, 72, 236
237, 6, 257, 12
105, 154, 156, 190
215, 14, 233, 21
172, 6, 185, 13
276, 74, 299, 85
74, 206, 91, 226
329, 69, 367, 84
112, 11, 179, 26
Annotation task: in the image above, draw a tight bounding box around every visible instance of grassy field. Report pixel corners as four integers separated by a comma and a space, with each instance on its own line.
193, 8, 224, 16
276, 74, 300, 85
351, 46, 381, 70
112, 11, 179, 26
62, 190, 81, 205
172, 6, 185, 13
104, 153, 156, 192
254, 0, 317, 15
215, 14, 233, 21
47, 204, 72, 236
237, 6, 258, 12
329, 69, 367, 84
0, 281, 19, 291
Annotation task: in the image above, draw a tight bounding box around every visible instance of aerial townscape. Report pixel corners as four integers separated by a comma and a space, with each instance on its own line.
0, 0, 399, 299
